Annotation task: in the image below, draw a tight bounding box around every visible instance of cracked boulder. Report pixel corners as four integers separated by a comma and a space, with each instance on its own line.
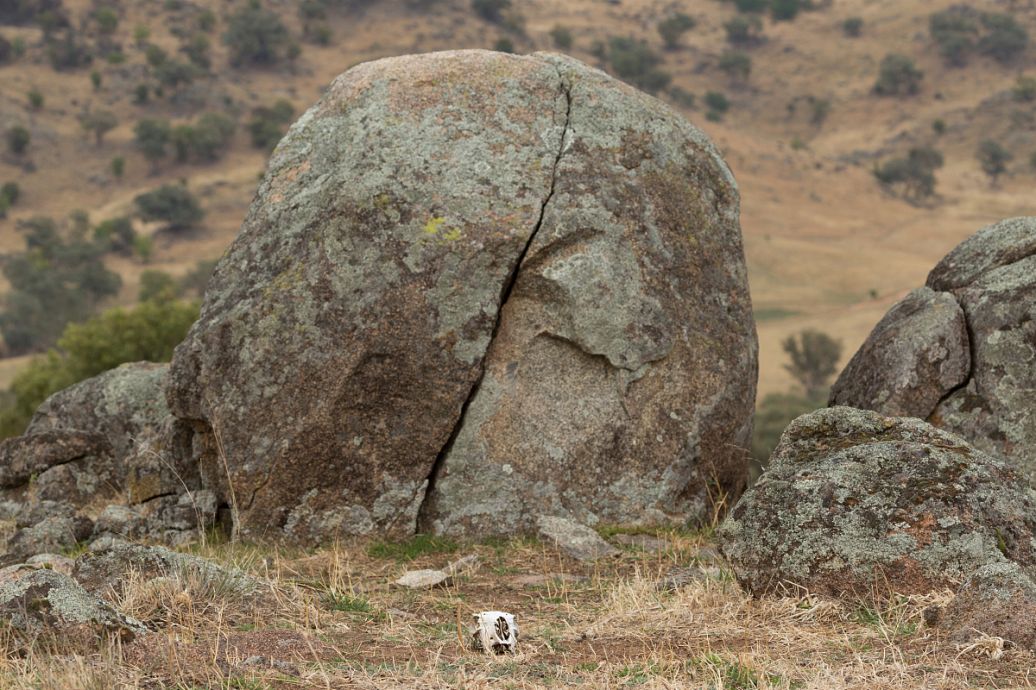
167, 50, 756, 543
719, 407, 1036, 596
830, 217, 1036, 481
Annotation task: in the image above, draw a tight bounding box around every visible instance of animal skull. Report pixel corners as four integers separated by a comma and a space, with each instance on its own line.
471, 611, 518, 653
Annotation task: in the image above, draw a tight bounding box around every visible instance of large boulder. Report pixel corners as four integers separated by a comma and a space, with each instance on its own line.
719, 407, 1036, 596
830, 217, 1036, 480
167, 50, 756, 543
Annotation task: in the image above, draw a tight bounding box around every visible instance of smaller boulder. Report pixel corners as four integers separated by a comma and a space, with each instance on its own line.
941, 562, 1036, 651
0, 569, 145, 650
0, 430, 110, 489
3, 515, 93, 565
719, 407, 1036, 596
394, 569, 450, 589
537, 515, 619, 562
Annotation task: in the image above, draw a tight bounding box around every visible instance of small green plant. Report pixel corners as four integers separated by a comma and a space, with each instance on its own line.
874, 53, 922, 96
78, 109, 117, 146
724, 15, 763, 46
771, 0, 801, 22
932, 118, 946, 135
718, 50, 751, 82
367, 534, 458, 561
134, 24, 150, 46
134, 83, 149, 105
549, 25, 572, 50
90, 69, 101, 90
843, 17, 863, 37
657, 12, 696, 50
111, 156, 125, 179
6, 125, 29, 155
27, 88, 43, 110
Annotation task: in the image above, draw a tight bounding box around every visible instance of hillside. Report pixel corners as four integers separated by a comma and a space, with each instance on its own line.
1, 0, 1034, 401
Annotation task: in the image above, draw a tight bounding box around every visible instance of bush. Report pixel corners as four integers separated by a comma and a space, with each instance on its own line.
472, 0, 510, 22
771, 0, 801, 21
111, 156, 125, 178
91, 6, 118, 34
1, 182, 20, 206
932, 118, 946, 135
180, 33, 211, 69
978, 12, 1028, 64
704, 90, 730, 114
929, 7, 978, 66
247, 99, 294, 149
90, 69, 101, 90
494, 37, 514, 53
842, 17, 863, 37
223, 0, 291, 67
6, 126, 30, 155
135, 184, 204, 231
1014, 75, 1036, 102
658, 12, 696, 50
724, 15, 763, 46
718, 50, 751, 82
549, 25, 572, 50
46, 28, 91, 70
733, 0, 767, 12
606, 36, 671, 93
134, 118, 171, 171
27, 88, 44, 110
874, 145, 944, 200
138, 270, 178, 302
782, 329, 842, 398
0, 299, 199, 439
976, 139, 1011, 183
874, 53, 922, 96
77, 109, 117, 146
92, 216, 136, 255
0, 217, 122, 355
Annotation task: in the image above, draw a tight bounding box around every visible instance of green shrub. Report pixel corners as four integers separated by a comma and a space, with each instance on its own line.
134, 83, 149, 105
6, 125, 29, 155
606, 36, 671, 93
134, 118, 171, 170
771, 0, 801, 21
724, 15, 763, 46
978, 12, 1028, 64
733, 0, 768, 12
1, 182, 20, 206
46, 29, 92, 70
932, 118, 946, 135
658, 12, 696, 50
135, 184, 204, 231
77, 109, 117, 146
223, 0, 291, 67
494, 37, 515, 53
138, 270, 178, 302
704, 90, 730, 114
92, 216, 136, 255
472, 0, 510, 23
90, 69, 101, 90
976, 139, 1011, 183
0, 299, 199, 439
247, 99, 294, 149
27, 88, 44, 110
874, 145, 944, 199
92, 6, 118, 34
668, 86, 695, 108
718, 50, 751, 82
929, 7, 978, 66
842, 17, 863, 37
111, 156, 125, 178
549, 25, 572, 50
874, 53, 922, 96
181, 33, 211, 69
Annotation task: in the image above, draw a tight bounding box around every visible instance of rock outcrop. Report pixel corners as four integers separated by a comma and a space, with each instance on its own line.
719, 407, 1036, 596
167, 50, 756, 543
830, 217, 1036, 480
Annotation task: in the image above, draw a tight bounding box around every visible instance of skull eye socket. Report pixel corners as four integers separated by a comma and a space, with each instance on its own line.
494, 615, 511, 641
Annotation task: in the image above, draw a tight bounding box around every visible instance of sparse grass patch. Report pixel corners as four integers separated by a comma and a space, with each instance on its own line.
367, 533, 459, 561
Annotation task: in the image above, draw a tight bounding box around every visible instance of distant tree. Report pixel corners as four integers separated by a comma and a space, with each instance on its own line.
27, 88, 44, 110
978, 12, 1028, 64
1, 182, 20, 206
494, 37, 515, 53
78, 109, 117, 146
180, 33, 211, 69
111, 156, 125, 179
733, 0, 768, 12
724, 15, 763, 46
138, 269, 178, 302
223, 0, 291, 67
46, 28, 92, 70
134, 83, 149, 105
1014, 75, 1036, 102
771, 0, 801, 21
247, 99, 294, 149
549, 25, 572, 50
92, 216, 136, 255
90, 69, 102, 90
134, 118, 171, 172
171, 124, 194, 162
718, 50, 751, 82
92, 6, 119, 34
135, 184, 204, 231
704, 90, 730, 115
658, 12, 696, 50
842, 17, 863, 37
874, 53, 922, 96
607, 36, 671, 93
932, 118, 946, 135
874, 145, 944, 200
134, 24, 150, 46
6, 126, 30, 155
929, 7, 978, 66
472, 0, 510, 23
977, 139, 1011, 184
782, 329, 842, 398
197, 9, 216, 32
189, 112, 236, 161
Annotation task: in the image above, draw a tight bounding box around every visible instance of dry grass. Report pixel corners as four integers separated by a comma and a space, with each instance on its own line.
0, 529, 1030, 689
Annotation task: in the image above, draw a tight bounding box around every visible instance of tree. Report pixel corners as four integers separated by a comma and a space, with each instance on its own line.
724, 15, 763, 46
733, 0, 767, 11
549, 25, 572, 50
929, 7, 978, 66
223, 0, 291, 67
134, 118, 171, 172
874, 145, 944, 200
6, 125, 29, 155
607, 36, 671, 93
138, 269, 178, 302
472, 0, 510, 23
843, 17, 863, 37
134, 184, 204, 231
27, 88, 44, 110
248, 100, 294, 149
78, 109, 117, 146
0, 299, 199, 439
658, 13, 696, 50
92, 216, 136, 255
978, 12, 1028, 64
719, 50, 751, 83
771, 0, 801, 21
111, 155, 125, 179
46, 28, 92, 70
874, 53, 922, 96
781, 329, 842, 398
977, 139, 1011, 184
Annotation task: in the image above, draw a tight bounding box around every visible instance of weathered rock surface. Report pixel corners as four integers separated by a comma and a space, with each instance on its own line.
831, 217, 1036, 480
394, 569, 450, 589
719, 407, 1036, 596
166, 50, 755, 544
941, 561, 1036, 651
72, 542, 260, 599
829, 288, 969, 418
0, 569, 145, 649
537, 515, 619, 562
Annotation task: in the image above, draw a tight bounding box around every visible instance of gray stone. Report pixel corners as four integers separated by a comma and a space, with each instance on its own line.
829, 287, 969, 418
4, 515, 93, 565
72, 542, 260, 600
167, 50, 756, 543
536, 515, 619, 562
719, 407, 1036, 596
0, 569, 145, 650
0, 430, 110, 490
25, 553, 74, 575
394, 569, 450, 589
941, 561, 1036, 651
833, 217, 1036, 481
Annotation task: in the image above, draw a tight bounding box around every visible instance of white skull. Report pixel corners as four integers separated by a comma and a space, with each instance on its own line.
471, 610, 518, 654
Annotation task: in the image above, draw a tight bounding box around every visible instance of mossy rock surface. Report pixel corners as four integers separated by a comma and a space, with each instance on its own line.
719, 407, 1036, 597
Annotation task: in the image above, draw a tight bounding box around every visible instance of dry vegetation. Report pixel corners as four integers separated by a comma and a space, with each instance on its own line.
0, 531, 1033, 689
